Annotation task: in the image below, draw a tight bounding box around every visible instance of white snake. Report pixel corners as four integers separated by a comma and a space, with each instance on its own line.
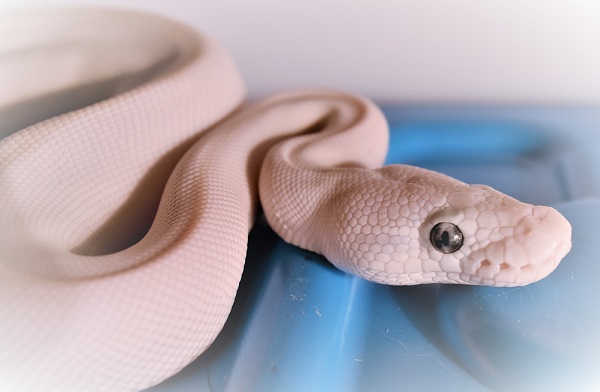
0, 9, 572, 392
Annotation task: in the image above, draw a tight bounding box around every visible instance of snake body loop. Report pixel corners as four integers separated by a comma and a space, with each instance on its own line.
0, 9, 572, 391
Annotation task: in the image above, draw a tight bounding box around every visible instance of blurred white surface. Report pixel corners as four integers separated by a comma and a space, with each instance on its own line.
2, 0, 600, 103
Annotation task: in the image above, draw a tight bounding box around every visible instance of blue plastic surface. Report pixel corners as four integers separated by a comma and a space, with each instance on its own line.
149, 107, 600, 391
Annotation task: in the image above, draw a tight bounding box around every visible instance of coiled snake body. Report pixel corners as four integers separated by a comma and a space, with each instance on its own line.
0, 10, 571, 391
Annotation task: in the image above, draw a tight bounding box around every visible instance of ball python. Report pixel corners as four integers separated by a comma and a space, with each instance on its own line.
0, 9, 572, 392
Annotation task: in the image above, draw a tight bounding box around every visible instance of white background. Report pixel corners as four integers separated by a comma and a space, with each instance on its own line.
3, 0, 600, 104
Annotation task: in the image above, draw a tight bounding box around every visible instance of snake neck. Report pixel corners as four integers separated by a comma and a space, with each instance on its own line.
257, 93, 388, 254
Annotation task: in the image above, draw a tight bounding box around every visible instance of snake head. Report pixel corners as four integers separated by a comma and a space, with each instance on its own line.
420, 183, 572, 286
327, 165, 572, 286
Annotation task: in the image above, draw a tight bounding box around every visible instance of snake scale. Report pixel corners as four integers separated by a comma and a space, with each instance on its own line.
0, 9, 571, 391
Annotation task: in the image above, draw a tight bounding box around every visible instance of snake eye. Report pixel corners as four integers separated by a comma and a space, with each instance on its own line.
430, 222, 463, 253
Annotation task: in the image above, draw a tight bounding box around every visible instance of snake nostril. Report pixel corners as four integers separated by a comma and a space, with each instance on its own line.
515, 215, 536, 236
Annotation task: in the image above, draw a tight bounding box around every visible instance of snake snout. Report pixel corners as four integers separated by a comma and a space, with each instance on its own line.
509, 206, 572, 285
467, 205, 572, 286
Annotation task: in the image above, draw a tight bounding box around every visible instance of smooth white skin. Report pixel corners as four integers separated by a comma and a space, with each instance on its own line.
0, 9, 572, 392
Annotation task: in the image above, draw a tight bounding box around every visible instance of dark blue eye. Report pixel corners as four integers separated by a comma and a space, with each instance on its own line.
430, 222, 463, 253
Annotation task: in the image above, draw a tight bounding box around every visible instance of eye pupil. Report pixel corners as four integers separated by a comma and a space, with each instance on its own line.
430, 222, 463, 254
441, 231, 450, 246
